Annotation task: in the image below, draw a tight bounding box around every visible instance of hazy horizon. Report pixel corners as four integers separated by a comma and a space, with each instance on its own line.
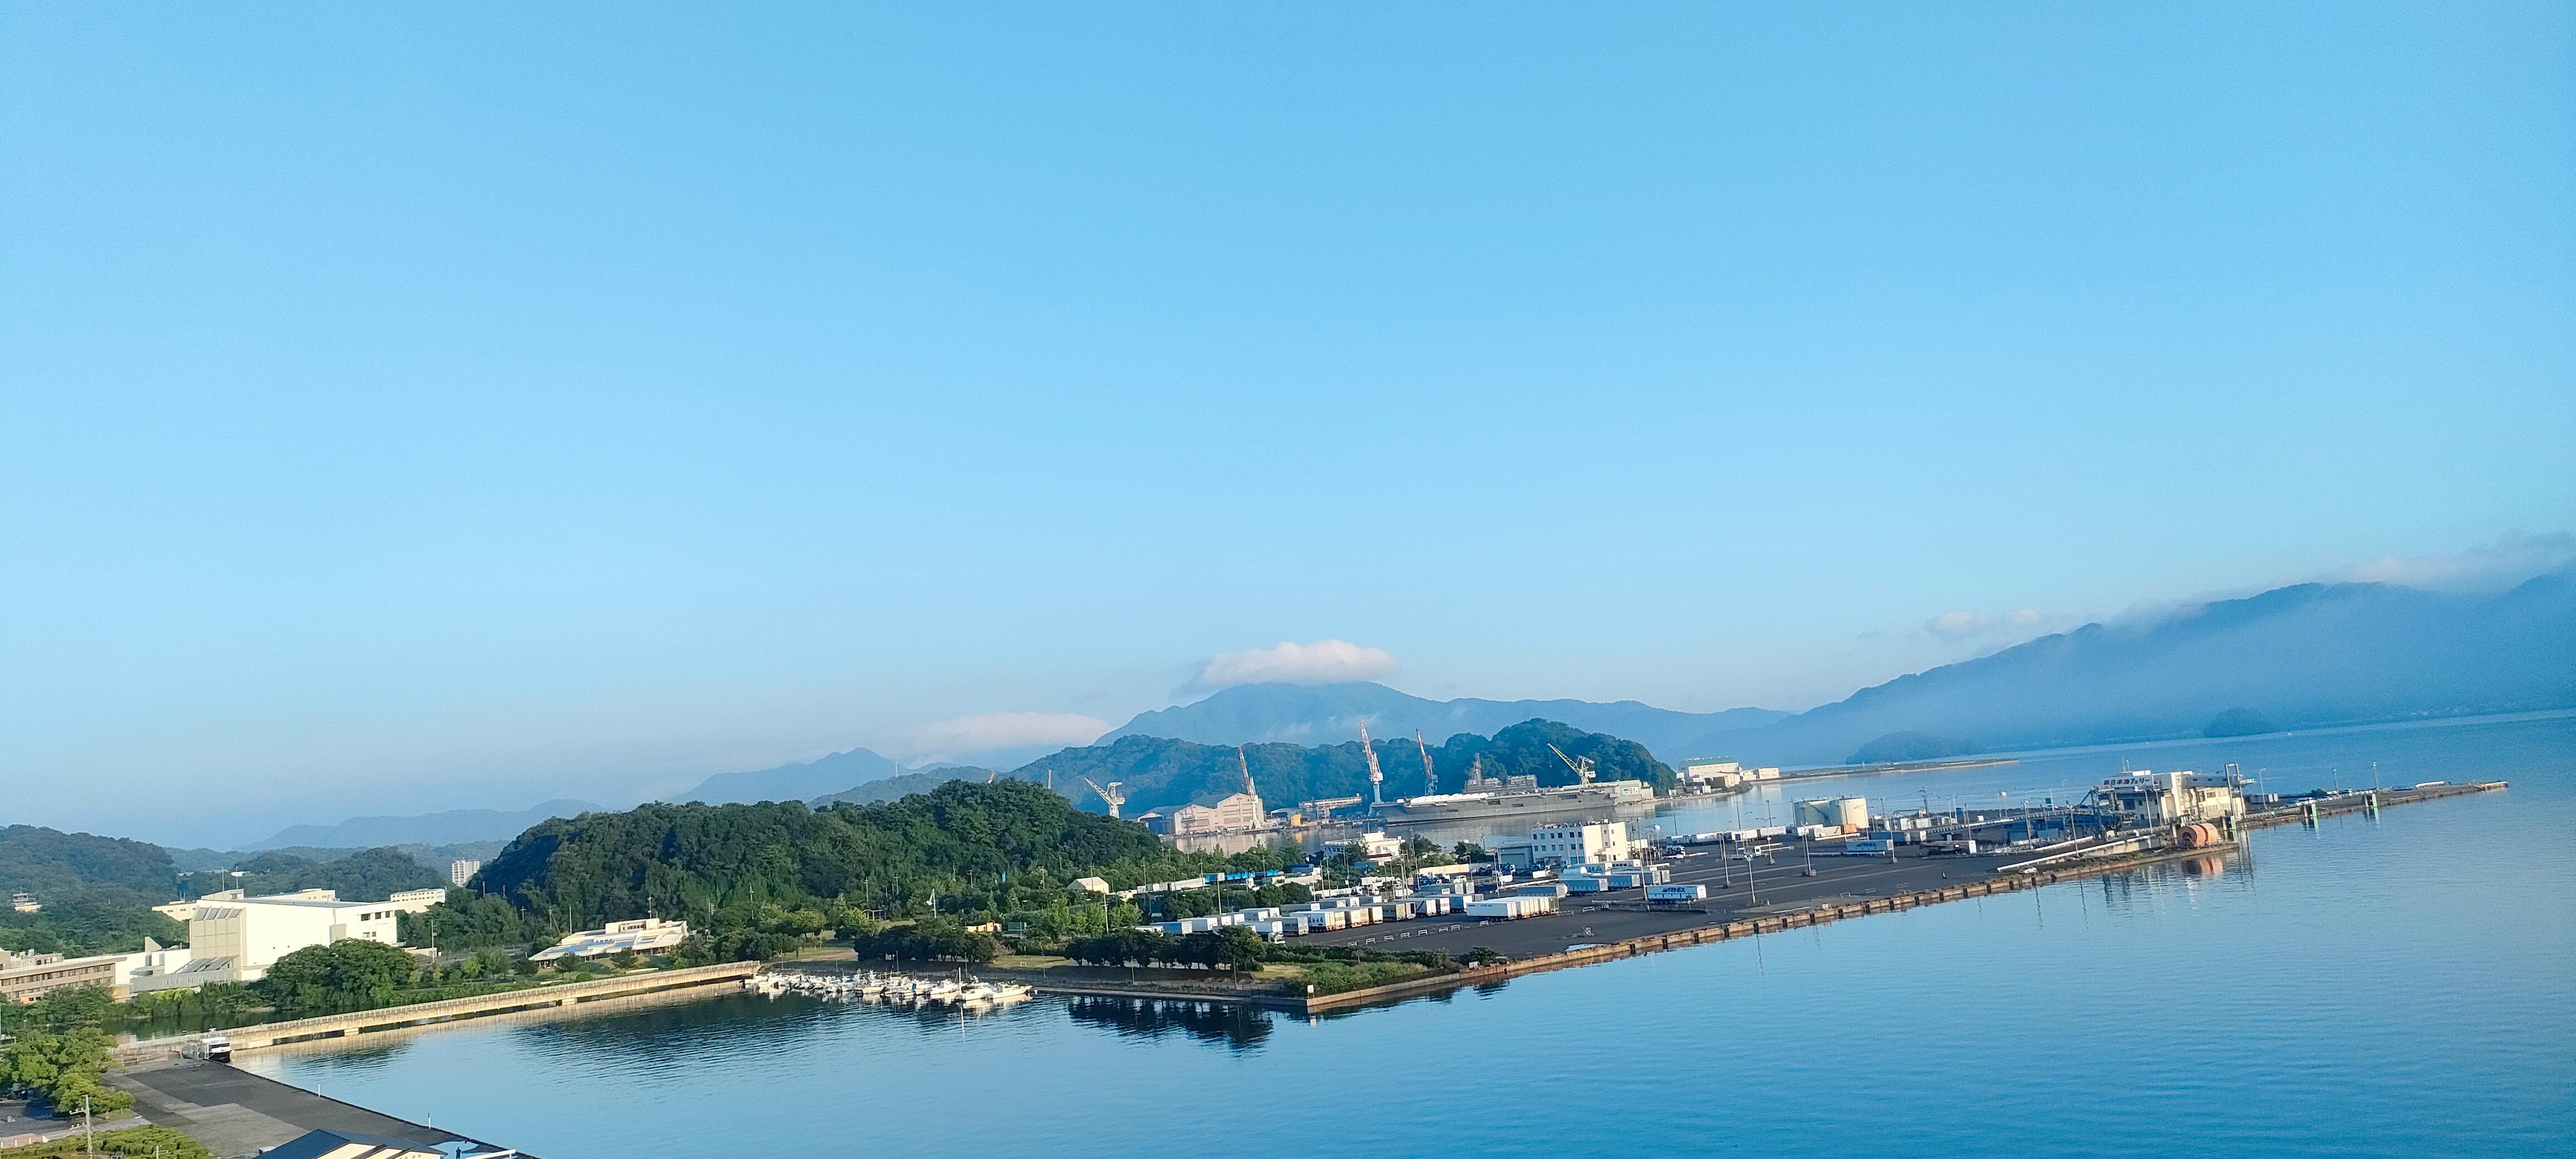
5, 4, 2570, 847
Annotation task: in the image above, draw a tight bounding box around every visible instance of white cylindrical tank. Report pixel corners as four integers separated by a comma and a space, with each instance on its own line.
1832, 796, 1870, 829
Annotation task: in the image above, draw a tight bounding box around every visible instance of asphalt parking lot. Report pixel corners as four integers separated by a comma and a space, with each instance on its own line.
1298, 845, 2027, 960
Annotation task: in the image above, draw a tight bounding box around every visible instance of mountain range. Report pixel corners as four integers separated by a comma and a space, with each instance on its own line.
250, 799, 603, 851
1106, 683, 1785, 757
1090, 572, 2576, 768
1707, 572, 2575, 764
675, 747, 900, 805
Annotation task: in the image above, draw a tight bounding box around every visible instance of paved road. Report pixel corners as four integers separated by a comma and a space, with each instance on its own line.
1300, 845, 2029, 960
112, 1060, 477, 1158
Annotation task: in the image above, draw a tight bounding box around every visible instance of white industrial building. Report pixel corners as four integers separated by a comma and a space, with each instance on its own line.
1495, 821, 1638, 869
1680, 758, 1744, 789
530, 917, 691, 962
1794, 796, 1871, 833
450, 859, 482, 886
2094, 771, 2246, 826
180, 888, 441, 985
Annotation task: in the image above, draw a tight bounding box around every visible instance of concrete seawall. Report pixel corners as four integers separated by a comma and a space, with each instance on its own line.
118, 960, 760, 1060
1302, 781, 2507, 1012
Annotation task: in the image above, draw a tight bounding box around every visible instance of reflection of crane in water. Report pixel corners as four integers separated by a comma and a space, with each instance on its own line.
1548, 743, 1597, 785
1079, 776, 1126, 819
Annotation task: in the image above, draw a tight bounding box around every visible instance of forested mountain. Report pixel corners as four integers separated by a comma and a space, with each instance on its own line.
677, 747, 900, 805
0, 826, 178, 901
250, 800, 601, 851
183, 848, 447, 903
0, 826, 187, 956
476, 780, 1203, 934
1105, 683, 1784, 758
811, 767, 998, 808
1691, 573, 2576, 765
1021, 719, 1674, 817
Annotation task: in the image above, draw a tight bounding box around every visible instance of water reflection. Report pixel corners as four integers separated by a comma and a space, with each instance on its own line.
1062, 996, 1273, 1050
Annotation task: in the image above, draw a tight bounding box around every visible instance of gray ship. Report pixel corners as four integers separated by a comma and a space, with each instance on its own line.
1368, 747, 1656, 825
1372, 779, 1657, 825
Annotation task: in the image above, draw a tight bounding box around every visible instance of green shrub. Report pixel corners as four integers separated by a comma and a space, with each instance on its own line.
0, 1124, 212, 1158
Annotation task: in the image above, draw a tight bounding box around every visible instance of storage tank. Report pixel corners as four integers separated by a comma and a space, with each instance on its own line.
1831, 797, 1870, 829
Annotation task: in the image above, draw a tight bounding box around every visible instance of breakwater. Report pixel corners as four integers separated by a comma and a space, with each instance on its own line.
1301, 780, 2507, 1011
117, 960, 760, 1060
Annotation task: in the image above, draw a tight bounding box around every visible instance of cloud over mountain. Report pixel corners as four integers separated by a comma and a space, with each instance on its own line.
895, 712, 1109, 764
1192, 640, 1398, 690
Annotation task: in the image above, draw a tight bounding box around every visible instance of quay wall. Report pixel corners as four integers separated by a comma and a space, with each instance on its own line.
118, 960, 759, 1059
1302, 781, 2506, 1013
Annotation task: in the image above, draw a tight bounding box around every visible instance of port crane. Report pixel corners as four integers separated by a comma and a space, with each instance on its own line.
1547, 743, 1598, 785
1416, 729, 1436, 791
1359, 722, 1386, 807
1079, 776, 1126, 819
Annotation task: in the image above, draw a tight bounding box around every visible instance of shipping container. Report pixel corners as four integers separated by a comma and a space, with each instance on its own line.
1645, 884, 1707, 903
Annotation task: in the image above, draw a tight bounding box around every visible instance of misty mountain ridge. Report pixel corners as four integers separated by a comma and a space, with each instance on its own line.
677, 746, 900, 805
1692, 571, 2576, 765
1098, 573, 2573, 771
1106, 681, 1786, 757
250, 799, 602, 851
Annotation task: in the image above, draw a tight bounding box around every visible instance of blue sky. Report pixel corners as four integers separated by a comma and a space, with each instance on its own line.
4, 3, 2570, 846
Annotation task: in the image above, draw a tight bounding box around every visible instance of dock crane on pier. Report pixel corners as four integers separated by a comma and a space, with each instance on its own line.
1416, 729, 1437, 792
1079, 776, 1126, 820
1359, 722, 1386, 808
1547, 743, 1598, 785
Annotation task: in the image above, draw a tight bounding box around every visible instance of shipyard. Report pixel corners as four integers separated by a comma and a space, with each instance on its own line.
793, 752, 2514, 1014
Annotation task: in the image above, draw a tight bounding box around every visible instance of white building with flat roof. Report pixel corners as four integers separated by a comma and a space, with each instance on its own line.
449, 859, 483, 886
183, 889, 415, 985
1496, 822, 1638, 869
529, 918, 691, 963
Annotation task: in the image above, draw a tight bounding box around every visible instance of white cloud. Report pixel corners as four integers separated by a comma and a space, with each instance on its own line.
892, 712, 1109, 764
1193, 640, 1399, 690
2333, 532, 2576, 592
1924, 610, 2042, 639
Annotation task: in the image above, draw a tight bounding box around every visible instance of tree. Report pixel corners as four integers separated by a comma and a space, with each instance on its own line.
0, 1026, 125, 1116
255, 939, 419, 1014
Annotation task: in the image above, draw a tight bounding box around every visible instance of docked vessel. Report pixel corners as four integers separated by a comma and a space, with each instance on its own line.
1371, 779, 1656, 825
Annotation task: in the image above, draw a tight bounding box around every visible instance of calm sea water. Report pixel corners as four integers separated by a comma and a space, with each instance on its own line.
245, 713, 2576, 1158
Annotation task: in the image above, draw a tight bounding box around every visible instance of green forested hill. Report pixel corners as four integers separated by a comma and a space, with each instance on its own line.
476, 779, 1210, 933
1021, 719, 1675, 817
0, 826, 179, 902
183, 848, 447, 902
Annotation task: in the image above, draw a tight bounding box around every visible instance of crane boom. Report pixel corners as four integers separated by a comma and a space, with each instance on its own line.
1077, 775, 1127, 819
1359, 722, 1385, 808
1416, 729, 1436, 791
1547, 743, 1597, 785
